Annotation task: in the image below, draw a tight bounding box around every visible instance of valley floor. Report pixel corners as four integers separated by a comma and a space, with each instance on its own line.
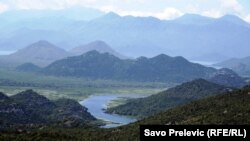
0, 69, 169, 100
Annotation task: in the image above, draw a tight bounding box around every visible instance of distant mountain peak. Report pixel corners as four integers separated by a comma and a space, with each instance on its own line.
36, 40, 52, 44
220, 14, 242, 20
18, 40, 66, 53
174, 13, 215, 24
28, 40, 58, 49
18, 40, 61, 52
152, 54, 171, 60
105, 12, 120, 18
95, 12, 121, 21
179, 13, 209, 19
215, 68, 238, 75
216, 14, 249, 26
70, 40, 127, 59
5, 40, 70, 67
83, 50, 101, 56
209, 68, 247, 88
86, 40, 109, 47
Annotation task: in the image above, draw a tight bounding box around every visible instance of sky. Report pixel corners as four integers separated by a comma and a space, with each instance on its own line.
0, 0, 250, 22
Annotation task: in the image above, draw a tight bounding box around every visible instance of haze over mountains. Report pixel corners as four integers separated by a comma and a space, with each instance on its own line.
1, 3, 250, 141
0, 9, 250, 62
215, 56, 250, 77
0, 40, 125, 67
69, 40, 127, 59
0, 39, 248, 88
0, 40, 70, 67
42, 51, 216, 83
12, 50, 246, 88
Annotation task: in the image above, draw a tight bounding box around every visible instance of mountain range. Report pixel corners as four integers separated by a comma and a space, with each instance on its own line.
7, 45, 248, 87
0, 40, 70, 67
42, 51, 215, 83
69, 40, 127, 59
208, 68, 250, 88
39, 51, 249, 87
0, 12, 250, 61
0, 89, 96, 128
0, 40, 125, 67
215, 56, 250, 77
106, 79, 230, 117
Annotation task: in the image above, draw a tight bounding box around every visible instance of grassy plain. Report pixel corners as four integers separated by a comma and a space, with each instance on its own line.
0, 69, 171, 100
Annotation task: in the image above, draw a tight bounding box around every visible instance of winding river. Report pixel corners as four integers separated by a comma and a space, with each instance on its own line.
80, 94, 150, 128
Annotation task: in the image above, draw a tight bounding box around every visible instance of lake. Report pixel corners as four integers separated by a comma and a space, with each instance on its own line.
80, 94, 150, 128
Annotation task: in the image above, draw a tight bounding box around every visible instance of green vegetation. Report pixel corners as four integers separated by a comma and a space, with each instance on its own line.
0, 90, 97, 128
16, 63, 41, 72
1, 85, 250, 141
0, 69, 168, 100
209, 68, 248, 88
106, 97, 132, 108
42, 51, 216, 83
215, 56, 250, 77
107, 79, 230, 118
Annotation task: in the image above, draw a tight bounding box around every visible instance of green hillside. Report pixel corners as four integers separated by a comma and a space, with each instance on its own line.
107, 79, 229, 117
43, 51, 216, 83
0, 90, 96, 128
1, 85, 250, 141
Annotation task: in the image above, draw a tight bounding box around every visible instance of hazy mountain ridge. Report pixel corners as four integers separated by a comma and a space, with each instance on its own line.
0, 12, 249, 61
8, 45, 248, 88
208, 68, 250, 88
0, 40, 126, 67
38, 51, 249, 87
41, 51, 217, 83
0, 40, 71, 67
215, 56, 250, 76
69, 40, 127, 59
0, 5, 249, 141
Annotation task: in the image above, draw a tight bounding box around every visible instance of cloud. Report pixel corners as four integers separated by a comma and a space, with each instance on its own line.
99, 6, 183, 20
202, 9, 223, 18
220, 0, 244, 14
0, 0, 249, 21
245, 15, 250, 23
0, 2, 8, 13
155, 8, 183, 20
98, 5, 153, 18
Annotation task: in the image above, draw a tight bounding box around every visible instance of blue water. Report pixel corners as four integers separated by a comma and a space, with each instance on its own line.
80, 94, 146, 128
